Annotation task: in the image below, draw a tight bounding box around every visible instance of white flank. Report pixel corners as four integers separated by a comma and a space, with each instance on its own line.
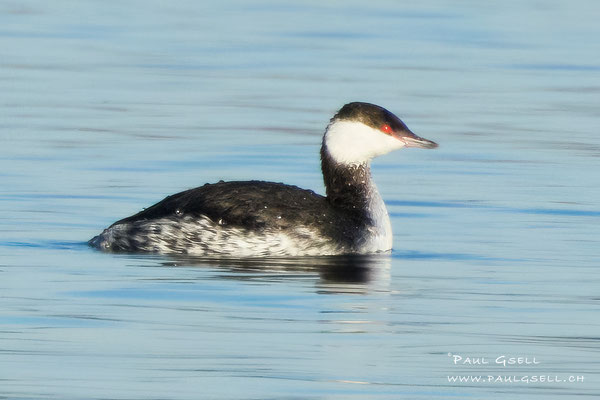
93, 216, 346, 257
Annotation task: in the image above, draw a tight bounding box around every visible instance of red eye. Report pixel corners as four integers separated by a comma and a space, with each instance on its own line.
380, 124, 392, 134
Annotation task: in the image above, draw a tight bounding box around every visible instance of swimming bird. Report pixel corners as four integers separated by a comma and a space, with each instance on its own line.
89, 102, 437, 257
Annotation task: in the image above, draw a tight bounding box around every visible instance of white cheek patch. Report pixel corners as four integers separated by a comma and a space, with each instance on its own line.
324, 120, 405, 165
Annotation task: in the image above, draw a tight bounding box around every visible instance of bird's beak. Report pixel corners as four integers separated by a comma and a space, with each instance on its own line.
393, 129, 438, 149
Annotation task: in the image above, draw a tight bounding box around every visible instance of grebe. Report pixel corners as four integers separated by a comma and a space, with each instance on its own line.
89, 102, 437, 257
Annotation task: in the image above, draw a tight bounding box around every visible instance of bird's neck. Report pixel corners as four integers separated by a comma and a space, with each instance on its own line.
320, 144, 393, 251
320, 145, 377, 214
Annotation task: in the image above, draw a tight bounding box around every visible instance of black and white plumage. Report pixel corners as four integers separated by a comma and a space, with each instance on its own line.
89, 102, 438, 257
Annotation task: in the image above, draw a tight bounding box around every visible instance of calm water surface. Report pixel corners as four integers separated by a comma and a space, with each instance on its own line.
1, 1, 599, 399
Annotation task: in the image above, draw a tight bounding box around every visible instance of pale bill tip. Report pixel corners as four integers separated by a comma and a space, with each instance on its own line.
402, 135, 438, 149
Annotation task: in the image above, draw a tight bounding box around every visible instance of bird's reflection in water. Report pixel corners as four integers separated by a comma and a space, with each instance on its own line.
158, 254, 391, 294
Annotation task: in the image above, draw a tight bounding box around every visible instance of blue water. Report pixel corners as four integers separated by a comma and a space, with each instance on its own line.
1, 1, 599, 399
